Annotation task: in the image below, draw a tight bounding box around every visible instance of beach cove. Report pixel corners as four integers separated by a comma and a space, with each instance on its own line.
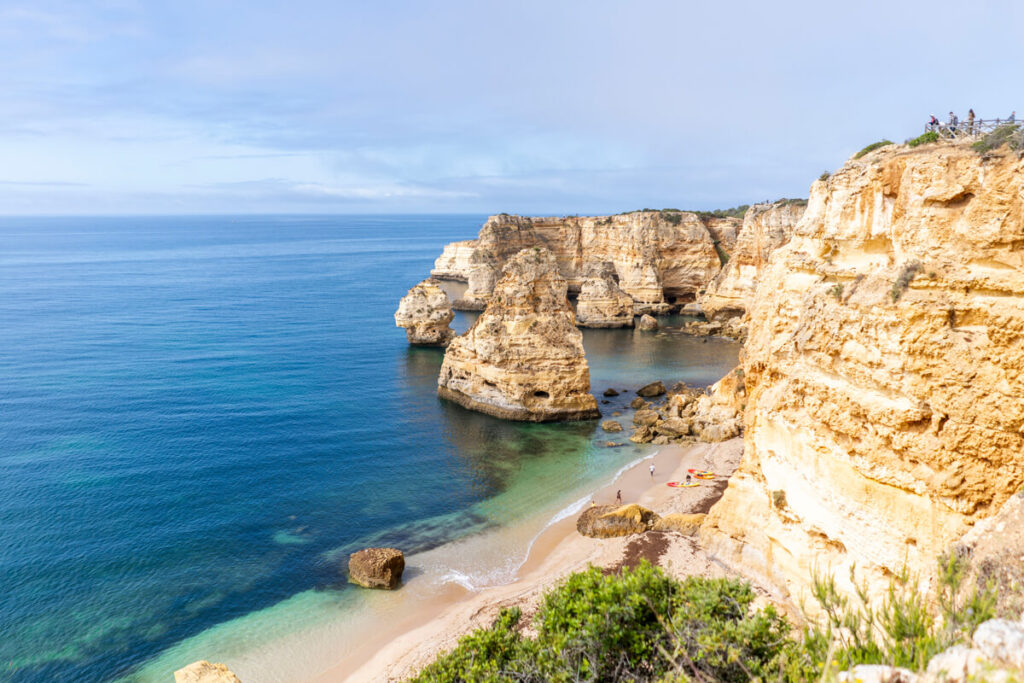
0, 215, 740, 682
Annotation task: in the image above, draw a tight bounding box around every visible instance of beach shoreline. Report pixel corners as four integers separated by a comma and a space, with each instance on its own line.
328, 438, 744, 683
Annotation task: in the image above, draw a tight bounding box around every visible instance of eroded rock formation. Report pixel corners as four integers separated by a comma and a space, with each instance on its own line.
394, 278, 455, 346
438, 247, 600, 421
445, 211, 728, 314
701, 142, 1024, 604
431, 239, 477, 280
577, 503, 660, 538
700, 200, 806, 322
575, 262, 634, 328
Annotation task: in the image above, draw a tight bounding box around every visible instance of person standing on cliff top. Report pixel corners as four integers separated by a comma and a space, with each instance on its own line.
1010, 111, 1017, 123
967, 108, 976, 134
928, 115, 940, 131
948, 111, 959, 133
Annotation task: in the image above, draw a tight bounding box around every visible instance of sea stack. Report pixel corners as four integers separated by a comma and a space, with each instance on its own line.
575, 262, 634, 328
394, 278, 455, 347
438, 246, 600, 421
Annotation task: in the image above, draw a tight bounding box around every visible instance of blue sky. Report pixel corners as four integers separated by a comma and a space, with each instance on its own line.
2, 0, 1022, 215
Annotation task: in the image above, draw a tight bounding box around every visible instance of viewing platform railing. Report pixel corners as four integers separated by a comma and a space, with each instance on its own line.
926, 118, 1018, 139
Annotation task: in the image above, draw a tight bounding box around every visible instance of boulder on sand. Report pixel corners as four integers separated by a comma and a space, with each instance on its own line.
577, 504, 660, 538
348, 547, 405, 589
653, 513, 707, 536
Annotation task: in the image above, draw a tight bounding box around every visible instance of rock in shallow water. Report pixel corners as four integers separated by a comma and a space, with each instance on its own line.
637, 314, 659, 331
174, 661, 242, 683
637, 381, 666, 397
601, 420, 623, 432
348, 547, 405, 589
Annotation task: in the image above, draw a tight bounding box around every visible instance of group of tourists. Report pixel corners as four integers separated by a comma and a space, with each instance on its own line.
928, 109, 1016, 135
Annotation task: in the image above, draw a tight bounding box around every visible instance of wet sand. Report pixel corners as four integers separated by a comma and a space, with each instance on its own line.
326, 438, 744, 682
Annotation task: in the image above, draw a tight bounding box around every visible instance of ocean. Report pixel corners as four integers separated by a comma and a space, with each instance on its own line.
0, 215, 740, 682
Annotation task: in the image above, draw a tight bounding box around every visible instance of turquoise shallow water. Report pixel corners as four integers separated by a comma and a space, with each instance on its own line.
0, 215, 739, 682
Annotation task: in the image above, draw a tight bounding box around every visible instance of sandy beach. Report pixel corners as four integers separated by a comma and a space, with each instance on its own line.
328, 438, 745, 683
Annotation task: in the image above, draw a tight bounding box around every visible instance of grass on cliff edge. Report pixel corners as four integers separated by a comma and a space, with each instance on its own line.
854, 140, 894, 159
408, 553, 998, 682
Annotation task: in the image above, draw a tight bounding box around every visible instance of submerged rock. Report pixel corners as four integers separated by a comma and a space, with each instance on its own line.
438, 247, 600, 422
394, 278, 455, 346
575, 262, 634, 328
174, 661, 242, 683
601, 420, 623, 432
577, 504, 660, 538
603, 388, 619, 397
348, 547, 405, 589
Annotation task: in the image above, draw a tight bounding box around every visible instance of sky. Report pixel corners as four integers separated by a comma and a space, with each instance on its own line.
2, 0, 1022, 215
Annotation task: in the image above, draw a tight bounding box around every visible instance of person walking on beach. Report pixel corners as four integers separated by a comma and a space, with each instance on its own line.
649, 463, 655, 478
615, 490, 622, 505
685, 474, 692, 485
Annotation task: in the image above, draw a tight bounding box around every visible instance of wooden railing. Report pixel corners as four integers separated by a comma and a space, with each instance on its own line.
926, 118, 1018, 138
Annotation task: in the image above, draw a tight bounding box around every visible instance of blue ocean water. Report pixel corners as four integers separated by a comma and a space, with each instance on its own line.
0, 216, 739, 682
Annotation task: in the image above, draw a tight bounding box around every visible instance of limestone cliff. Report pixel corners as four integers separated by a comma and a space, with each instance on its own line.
701, 141, 1024, 604
394, 278, 455, 346
700, 200, 806, 321
449, 211, 725, 314
575, 262, 634, 328
438, 247, 600, 421
431, 239, 476, 281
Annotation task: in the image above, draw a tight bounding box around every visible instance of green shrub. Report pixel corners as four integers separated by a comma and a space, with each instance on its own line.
819, 171, 831, 181
854, 140, 894, 159
828, 283, 844, 300
907, 131, 939, 148
795, 554, 996, 675
410, 562, 795, 682
972, 124, 1023, 153
713, 242, 730, 266
890, 260, 921, 302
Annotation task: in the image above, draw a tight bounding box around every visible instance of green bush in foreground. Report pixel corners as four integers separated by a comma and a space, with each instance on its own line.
854, 140, 894, 159
411, 554, 996, 682
907, 131, 939, 147
410, 562, 792, 682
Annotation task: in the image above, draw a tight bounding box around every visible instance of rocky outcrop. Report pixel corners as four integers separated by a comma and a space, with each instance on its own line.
438, 247, 600, 422
700, 200, 806, 321
702, 142, 1024, 604
174, 661, 242, 683
394, 278, 455, 346
575, 262, 634, 327
348, 547, 405, 589
446, 211, 725, 315
576, 503, 660, 538
601, 420, 623, 432
431, 240, 477, 281
636, 381, 665, 398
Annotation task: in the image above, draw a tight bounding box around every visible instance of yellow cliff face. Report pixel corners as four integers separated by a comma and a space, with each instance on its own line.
452, 212, 726, 314
700, 200, 806, 321
701, 142, 1024, 604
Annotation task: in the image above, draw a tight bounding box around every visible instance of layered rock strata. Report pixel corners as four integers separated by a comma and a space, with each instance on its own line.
430, 239, 476, 280
449, 211, 726, 314
438, 247, 600, 421
700, 200, 807, 322
575, 262, 634, 327
701, 142, 1024, 604
394, 278, 455, 346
